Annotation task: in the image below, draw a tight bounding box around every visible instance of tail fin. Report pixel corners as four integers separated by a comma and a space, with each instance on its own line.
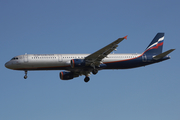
144, 33, 164, 55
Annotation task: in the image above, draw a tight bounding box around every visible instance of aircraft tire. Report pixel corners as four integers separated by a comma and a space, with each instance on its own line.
24, 75, 27, 79
84, 77, 90, 82
92, 69, 98, 75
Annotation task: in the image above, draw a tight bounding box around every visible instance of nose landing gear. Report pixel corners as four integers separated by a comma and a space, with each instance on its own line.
24, 70, 27, 79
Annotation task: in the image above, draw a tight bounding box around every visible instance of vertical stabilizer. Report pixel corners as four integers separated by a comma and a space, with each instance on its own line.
144, 33, 164, 55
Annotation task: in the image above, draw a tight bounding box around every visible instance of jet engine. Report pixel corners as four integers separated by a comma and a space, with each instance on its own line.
59, 71, 74, 80
71, 59, 86, 68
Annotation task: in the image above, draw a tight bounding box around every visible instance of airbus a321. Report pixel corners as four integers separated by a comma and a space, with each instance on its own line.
5, 33, 175, 82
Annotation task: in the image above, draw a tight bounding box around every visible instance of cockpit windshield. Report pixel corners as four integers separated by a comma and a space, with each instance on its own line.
11, 57, 18, 60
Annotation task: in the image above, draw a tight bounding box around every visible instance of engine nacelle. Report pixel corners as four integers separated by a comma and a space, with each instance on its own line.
71, 59, 86, 68
59, 71, 74, 80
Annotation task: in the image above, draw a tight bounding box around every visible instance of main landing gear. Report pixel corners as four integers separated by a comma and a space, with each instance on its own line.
24, 70, 28, 79
84, 76, 90, 83
92, 69, 98, 75
84, 69, 98, 83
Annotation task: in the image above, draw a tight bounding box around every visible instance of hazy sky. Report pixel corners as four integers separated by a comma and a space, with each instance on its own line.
1, 0, 180, 120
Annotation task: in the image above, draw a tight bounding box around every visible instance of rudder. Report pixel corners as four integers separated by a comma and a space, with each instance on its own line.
144, 33, 164, 55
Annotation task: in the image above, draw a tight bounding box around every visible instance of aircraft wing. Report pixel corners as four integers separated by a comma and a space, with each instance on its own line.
85, 36, 127, 66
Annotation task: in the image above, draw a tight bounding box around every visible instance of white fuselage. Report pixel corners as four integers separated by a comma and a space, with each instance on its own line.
5, 53, 141, 70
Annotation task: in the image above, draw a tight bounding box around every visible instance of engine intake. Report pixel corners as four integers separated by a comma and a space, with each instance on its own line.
60, 71, 74, 80
71, 59, 86, 68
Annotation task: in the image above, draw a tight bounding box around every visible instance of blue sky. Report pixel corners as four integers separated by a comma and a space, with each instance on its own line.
1, 0, 180, 120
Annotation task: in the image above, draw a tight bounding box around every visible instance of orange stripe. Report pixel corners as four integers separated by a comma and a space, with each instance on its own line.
72, 59, 75, 68
61, 72, 63, 80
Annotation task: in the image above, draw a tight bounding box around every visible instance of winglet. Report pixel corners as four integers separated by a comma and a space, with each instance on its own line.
124, 35, 128, 40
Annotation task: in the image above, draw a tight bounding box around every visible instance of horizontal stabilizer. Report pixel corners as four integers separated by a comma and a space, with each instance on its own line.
153, 49, 175, 60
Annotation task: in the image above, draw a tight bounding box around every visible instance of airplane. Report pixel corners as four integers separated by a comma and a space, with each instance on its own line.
5, 33, 175, 82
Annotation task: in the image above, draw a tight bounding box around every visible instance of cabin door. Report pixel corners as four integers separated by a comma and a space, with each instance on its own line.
24, 54, 28, 63
58, 54, 62, 62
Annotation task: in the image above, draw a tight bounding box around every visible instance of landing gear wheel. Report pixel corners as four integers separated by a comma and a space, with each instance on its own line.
92, 69, 98, 75
84, 77, 90, 83
24, 70, 28, 79
24, 75, 27, 79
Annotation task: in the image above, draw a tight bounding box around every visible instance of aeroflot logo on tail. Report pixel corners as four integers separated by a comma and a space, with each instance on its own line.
146, 36, 164, 51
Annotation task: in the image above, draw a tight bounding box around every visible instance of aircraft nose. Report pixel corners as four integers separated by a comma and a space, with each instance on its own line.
5, 61, 11, 69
